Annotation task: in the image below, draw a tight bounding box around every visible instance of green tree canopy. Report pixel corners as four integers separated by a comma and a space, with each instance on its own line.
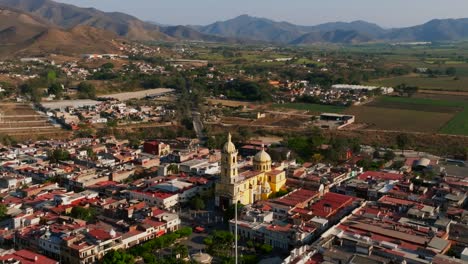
77, 82, 97, 99
396, 134, 411, 154
47, 149, 70, 163
100, 250, 135, 264
48, 83, 63, 98
70, 206, 96, 221
190, 196, 205, 210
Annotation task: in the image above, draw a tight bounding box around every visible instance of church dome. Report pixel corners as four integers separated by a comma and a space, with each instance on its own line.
223, 133, 236, 153
254, 147, 271, 163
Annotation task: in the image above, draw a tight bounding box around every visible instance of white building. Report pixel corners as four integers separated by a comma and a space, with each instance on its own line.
331, 84, 394, 94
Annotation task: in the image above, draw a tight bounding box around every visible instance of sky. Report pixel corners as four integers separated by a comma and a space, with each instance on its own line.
56, 0, 468, 28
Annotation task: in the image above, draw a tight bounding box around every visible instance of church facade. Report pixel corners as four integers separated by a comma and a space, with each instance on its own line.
215, 133, 287, 209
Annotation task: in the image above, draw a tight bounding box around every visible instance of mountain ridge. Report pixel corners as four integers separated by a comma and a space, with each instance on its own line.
2, 0, 468, 45
0, 6, 123, 57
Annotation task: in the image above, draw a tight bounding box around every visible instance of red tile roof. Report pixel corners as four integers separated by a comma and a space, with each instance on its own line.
358, 171, 403, 181
310, 192, 355, 218
88, 229, 113, 241
0, 249, 57, 264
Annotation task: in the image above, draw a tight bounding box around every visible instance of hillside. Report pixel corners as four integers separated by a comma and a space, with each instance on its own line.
196, 14, 468, 44
196, 15, 385, 44
0, 0, 230, 42
3, 0, 468, 45
0, 0, 173, 41
0, 7, 48, 45
196, 15, 306, 43
22, 26, 122, 55
386, 18, 468, 42
291, 30, 373, 45
0, 7, 123, 56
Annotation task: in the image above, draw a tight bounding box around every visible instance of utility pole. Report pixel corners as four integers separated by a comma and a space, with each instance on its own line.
235, 200, 238, 264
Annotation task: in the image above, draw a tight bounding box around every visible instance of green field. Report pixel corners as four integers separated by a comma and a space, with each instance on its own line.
368, 75, 468, 91
368, 96, 468, 135
272, 103, 346, 113
378, 96, 462, 106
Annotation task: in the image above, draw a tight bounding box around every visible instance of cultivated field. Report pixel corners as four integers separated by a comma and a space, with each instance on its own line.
368, 75, 468, 92
0, 103, 65, 138
346, 96, 468, 135
345, 106, 454, 133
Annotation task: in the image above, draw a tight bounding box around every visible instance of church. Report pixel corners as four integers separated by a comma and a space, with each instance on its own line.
215, 133, 287, 209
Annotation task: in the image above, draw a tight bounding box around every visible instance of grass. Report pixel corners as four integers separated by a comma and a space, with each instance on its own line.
272, 103, 346, 113
345, 106, 455, 133
368, 75, 468, 91
440, 108, 468, 135
362, 96, 468, 135
377, 96, 465, 108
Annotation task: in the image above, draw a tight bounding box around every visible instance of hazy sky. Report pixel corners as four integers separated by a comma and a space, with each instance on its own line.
56, 0, 468, 28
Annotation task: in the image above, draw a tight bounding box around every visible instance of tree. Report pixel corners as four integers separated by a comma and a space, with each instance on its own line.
205, 231, 235, 257
77, 82, 97, 99
373, 150, 381, 159
19, 83, 42, 102
311, 153, 324, 164
48, 83, 63, 98
70, 206, 96, 221
0, 204, 7, 220
101, 63, 115, 70
167, 164, 179, 174
48, 149, 70, 163
100, 250, 135, 264
175, 227, 192, 237
259, 244, 273, 254
395, 84, 418, 97
384, 150, 396, 161
47, 70, 57, 84
446, 67, 457, 76
396, 134, 410, 155
190, 196, 205, 211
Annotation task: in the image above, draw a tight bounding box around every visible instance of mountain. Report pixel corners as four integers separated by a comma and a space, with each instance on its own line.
291, 30, 372, 45
196, 15, 306, 43
196, 15, 468, 44
308, 21, 386, 38
0, 7, 122, 56
3, 0, 468, 45
0, 0, 243, 43
0, 0, 173, 41
386, 18, 468, 41
196, 15, 386, 43
160, 25, 247, 43
0, 7, 49, 45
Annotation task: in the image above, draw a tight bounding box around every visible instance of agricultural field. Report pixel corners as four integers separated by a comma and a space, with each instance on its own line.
368, 75, 468, 91
0, 103, 63, 137
271, 103, 346, 114
345, 96, 468, 135
345, 106, 454, 133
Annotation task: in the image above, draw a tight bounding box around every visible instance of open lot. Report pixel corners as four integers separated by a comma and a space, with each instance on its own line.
271, 103, 346, 114
98, 88, 175, 101
207, 99, 256, 108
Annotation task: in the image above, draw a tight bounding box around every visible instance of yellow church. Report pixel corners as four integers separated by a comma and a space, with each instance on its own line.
215, 133, 287, 208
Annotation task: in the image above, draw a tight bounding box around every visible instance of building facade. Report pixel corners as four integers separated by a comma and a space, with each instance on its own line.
215, 133, 286, 208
